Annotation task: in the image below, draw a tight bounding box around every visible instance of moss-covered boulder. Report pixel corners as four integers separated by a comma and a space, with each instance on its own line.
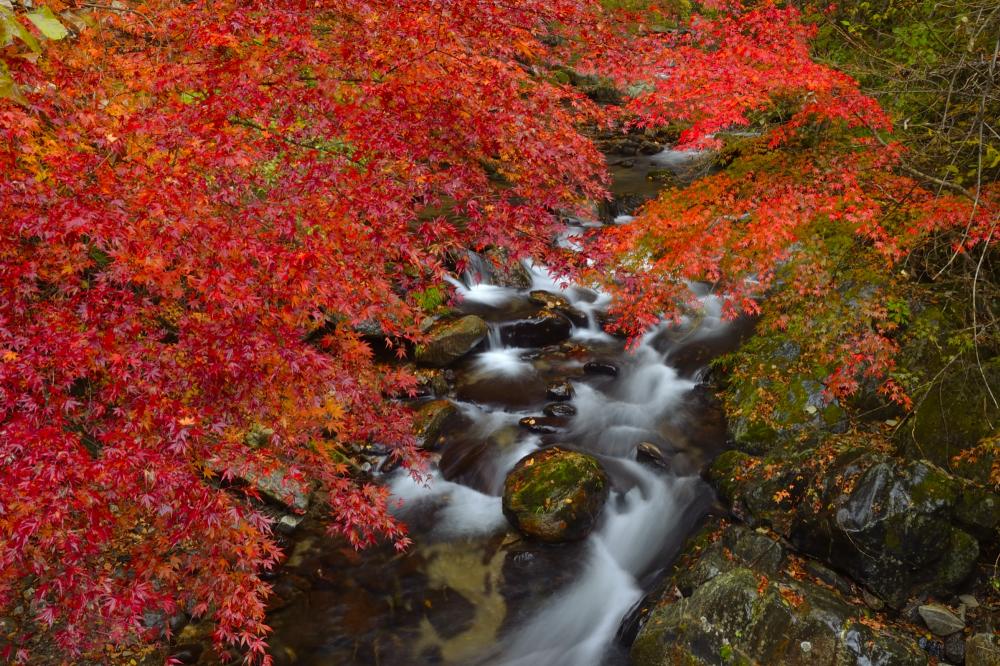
631, 521, 928, 666
414, 315, 488, 367
502, 447, 609, 542
413, 399, 460, 451
898, 356, 1000, 471
708, 440, 997, 608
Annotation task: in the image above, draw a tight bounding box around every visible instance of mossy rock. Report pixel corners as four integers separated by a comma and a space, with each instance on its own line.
710, 441, 985, 607
412, 399, 459, 451
502, 447, 609, 542
898, 357, 1000, 471
413, 315, 487, 367
632, 523, 928, 666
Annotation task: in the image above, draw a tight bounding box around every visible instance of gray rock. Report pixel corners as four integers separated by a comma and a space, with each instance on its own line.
636, 442, 669, 470
959, 593, 980, 609
208, 457, 312, 513
709, 447, 985, 607
918, 603, 965, 636
944, 632, 966, 665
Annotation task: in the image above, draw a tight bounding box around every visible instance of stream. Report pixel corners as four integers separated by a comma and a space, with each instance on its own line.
257, 147, 750, 666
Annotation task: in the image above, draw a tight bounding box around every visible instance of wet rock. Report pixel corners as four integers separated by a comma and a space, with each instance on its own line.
413, 400, 460, 451
709, 445, 989, 608
583, 361, 618, 377
918, 604, 965, 636
546, 380, 574, 401
543, 402, 577, 418
414, 315, 488, 367
636, 442, 669, 470
631, 521, 928, 666
518, 416, 566, 435
482, 248, 533, 289
502, 447, 609, 542
411, 366, 451, 398
804, 560, 854, 597
528, 290, 572, 310
500, 310, 572, 347
456, 369, 547, 408
944, 633, 966, 665
967, 633, 1000, 666
527, 290, 587, 326
638, 140, 662, 155
646, 168, 679, 185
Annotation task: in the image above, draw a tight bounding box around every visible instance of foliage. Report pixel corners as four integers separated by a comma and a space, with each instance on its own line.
2, 0, 997, 662
581, 0, 997, 412
0, 0, 630, 662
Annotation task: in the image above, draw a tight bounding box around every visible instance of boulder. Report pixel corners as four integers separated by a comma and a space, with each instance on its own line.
528, 290, 572, 310
414, 316, 488, 367
207, 457, 312, 514
482, 248, 533, 289
918, 603, 965, 636
631, 521, 928, 666
500, 310, 572, 347
502, 447, 609, 542
709, 443, 995, 607
413, 400, 460, 451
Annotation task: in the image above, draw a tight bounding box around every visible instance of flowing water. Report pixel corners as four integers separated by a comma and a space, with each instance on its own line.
256, 147, 749, 666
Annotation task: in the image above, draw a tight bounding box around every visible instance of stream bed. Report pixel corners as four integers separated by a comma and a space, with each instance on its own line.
257, 147, 751, 666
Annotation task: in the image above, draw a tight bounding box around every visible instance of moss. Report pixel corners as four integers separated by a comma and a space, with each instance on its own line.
502, 447, 609, 542
708, 450, 754, 501
906, 462, 959, 510
936, 528, 979, 588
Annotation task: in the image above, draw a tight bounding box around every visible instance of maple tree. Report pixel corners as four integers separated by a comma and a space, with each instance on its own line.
1, 0, 996, 663
0, 0, 623, 662
579, 0, 997, 409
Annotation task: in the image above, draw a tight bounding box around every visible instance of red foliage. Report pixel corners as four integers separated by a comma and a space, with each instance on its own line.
2, 0, 995, 662
581, 1, 997, 401
0, 0, 620, 661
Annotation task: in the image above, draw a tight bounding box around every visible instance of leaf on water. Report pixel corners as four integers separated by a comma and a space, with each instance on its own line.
27, 6, 69, 40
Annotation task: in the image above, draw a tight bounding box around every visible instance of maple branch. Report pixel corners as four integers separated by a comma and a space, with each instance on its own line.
81, 2, 156, 29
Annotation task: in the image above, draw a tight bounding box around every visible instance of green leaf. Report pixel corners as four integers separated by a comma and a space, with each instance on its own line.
1, 8, 41, 53
26, 6, 68, 41
0, 61, 26, 105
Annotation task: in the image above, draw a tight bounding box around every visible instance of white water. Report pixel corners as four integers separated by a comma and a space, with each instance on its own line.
388, 166, 731, 664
